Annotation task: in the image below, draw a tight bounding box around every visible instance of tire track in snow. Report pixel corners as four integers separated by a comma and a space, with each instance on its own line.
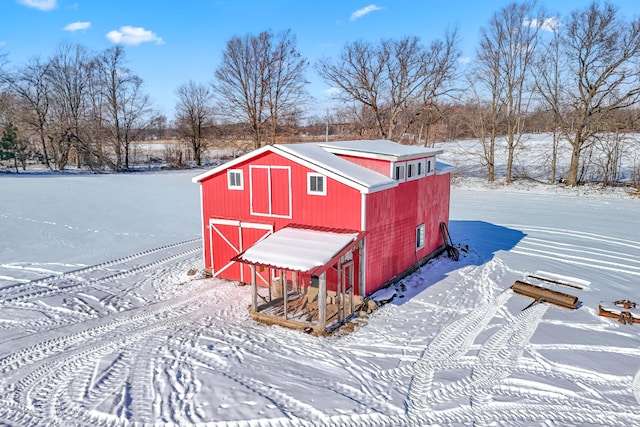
402, 289, 513, 413
162, 322, 210, 424
511, 246, 640, 277
529, 343, 640, 357
420, 301, 547, 411
441, 401, 640, 426
516, 356, 630, 389
507, 225, 640, 251
0, 239, 201, 304
189, 344, 328, 421
2, 286, 221, 426
82, 352, 131, 409
125, 334, 165, 424
507, 225, 640, 277
633, 368, 640, 405
0, 286, 211, 376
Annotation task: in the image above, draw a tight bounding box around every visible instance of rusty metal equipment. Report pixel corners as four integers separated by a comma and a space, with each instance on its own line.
511, 280, 580, 309
598, 300, 640, 325
439, 222, 460, 261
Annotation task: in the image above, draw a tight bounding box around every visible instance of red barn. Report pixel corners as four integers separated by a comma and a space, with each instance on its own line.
192, 140, 453, 332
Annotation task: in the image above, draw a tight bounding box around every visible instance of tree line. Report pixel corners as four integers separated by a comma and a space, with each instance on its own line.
0, 44, 159, 171
1, 1, 640, 187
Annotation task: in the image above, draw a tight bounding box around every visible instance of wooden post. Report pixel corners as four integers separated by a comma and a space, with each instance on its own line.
349, 259, 355, 314
281, 269, 287, 320
319, 272, 327, 331
292, 271, 298, 293
337, 258, 342, 323
358, 240, 365, 296
250, 264, 257, 312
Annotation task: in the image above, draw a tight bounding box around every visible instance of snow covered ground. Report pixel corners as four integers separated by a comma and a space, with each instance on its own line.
1, 140, 640, 426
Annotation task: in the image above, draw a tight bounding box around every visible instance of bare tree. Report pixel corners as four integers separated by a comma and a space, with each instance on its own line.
534, 24, 562, 184
175, 81, 214, 166
96, 46, 154, 170
316, 32, 460, 141
537, 2, 640, 186
213, 29, 309, 149
3, 57, 53, 169
476, 1, 546, 183
118, 75, 154, 170
47, 42, 94, 169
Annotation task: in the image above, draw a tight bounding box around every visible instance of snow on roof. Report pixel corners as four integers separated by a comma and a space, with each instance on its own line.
191, 144, 272, 184
274, 143, 397, 193
236, 227, 360, 273
320, 140, 443, 160
192, 140, 451, 193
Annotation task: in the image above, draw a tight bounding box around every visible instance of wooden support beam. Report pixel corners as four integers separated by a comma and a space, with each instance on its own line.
281, 270, 287, 320
250, 265, 257, 312
358, 240, 365, 296
292, 271, 298, 293
319, 272, 326, 331
336, 258, 341, 324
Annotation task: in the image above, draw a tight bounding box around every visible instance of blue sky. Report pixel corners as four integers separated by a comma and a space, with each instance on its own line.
1, 0, 638, 120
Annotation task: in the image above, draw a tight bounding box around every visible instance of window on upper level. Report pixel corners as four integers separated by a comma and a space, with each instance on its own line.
407, 159, 426, 181
307, 173, 326, 195
426, 158, 435, 175
393, 163, 406, 182
227, 169, 244, 190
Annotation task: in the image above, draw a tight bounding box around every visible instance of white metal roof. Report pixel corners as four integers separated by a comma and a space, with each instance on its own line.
192, 140, 451, 193
236, 227, 360, 273
319, 140, 443, 161
275, 143, 397, 193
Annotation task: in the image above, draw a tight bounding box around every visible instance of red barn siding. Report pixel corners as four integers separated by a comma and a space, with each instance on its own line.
336, 154, 391, 176
196, 144, 452, 298
198, 150, 362, 282
364, 173, 450, 294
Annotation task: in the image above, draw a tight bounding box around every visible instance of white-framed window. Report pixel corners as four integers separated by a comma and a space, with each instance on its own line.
426, 158, 435, 175
407, 159, 426, 181
416, 224, 425, 250
307, 173, 326, 195
227, 169, 244, 190
393, 163, 406, 182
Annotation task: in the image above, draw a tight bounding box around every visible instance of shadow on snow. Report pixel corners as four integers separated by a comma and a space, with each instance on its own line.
371, 220, 526, 305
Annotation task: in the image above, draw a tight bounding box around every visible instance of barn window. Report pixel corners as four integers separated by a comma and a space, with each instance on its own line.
416, 224, 425, 250
426, 158, 434, 175
407, 160, 425, 181
393, 163, 406, 182
308, 173, 326, 195
228, 169, 244, 190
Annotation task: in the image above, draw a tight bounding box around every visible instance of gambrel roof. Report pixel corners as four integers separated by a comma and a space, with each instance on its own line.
192, 140, 448, 194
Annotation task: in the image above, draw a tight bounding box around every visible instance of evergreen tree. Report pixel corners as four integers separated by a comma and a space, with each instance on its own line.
1, 121, 26, 172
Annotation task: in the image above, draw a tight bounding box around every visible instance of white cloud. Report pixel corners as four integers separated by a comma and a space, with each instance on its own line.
458, 57, 471, 65
325, 87, 341, 96
64, 21, 91, 32
17, 0, 56, 11
350, 4, 382, 21
524, 16, 560, 32
106, 26, 164, 46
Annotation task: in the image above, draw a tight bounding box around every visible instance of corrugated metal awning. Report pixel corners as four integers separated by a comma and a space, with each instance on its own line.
233, 225, 365, 276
